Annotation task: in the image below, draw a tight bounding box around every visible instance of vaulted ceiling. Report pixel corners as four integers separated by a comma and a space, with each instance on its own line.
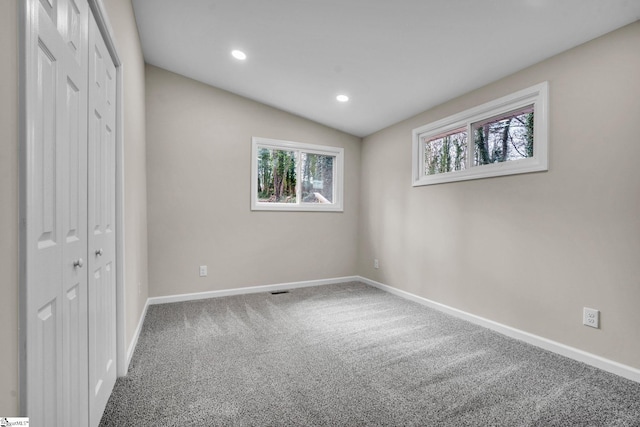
131, 0, 640, 137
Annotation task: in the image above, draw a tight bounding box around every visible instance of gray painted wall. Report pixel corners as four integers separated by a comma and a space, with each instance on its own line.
145, 65, 361, 297
358, 21, 640, 370
0, 0, 19, 415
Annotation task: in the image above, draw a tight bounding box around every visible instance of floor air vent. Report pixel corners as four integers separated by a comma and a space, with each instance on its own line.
270, 290, 290, 295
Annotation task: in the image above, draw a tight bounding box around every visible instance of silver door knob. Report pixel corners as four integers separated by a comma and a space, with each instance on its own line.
95, 248, 104, 256
73, 258, 84, 268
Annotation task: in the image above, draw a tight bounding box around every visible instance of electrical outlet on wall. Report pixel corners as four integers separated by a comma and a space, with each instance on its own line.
374, 259, 379, 269
199, 265, 208, 277
583, 307, 599, 329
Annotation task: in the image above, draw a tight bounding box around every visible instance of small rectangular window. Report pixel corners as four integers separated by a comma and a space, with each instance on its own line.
423, 128, 468, 175
252, 137, 344, 211
472, 105, 534, 166
300, 152, 334, 203
257, 148, 297, 203
412, 82, 548, 186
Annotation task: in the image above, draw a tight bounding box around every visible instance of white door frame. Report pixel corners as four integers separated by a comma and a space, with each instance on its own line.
18, 0, 127, 417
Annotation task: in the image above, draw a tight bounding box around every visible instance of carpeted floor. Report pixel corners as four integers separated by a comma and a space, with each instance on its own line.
100, 281, 640, 426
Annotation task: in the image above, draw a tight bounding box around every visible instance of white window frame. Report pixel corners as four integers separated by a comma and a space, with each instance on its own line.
251, 137, 344, 212
412, 82, 549, 186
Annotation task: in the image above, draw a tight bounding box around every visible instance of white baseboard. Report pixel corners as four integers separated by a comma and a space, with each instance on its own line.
358, 276, 640, 384
147, 276, 361, 306
125, 297, 149, 371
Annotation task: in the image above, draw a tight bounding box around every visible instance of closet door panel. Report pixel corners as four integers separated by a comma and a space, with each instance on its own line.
24, 0, 89, 425
59, 0, 89, 424
87, 10, 118, 426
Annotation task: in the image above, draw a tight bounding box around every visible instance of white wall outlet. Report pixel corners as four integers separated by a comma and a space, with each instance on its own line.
199, 265, 208, 277
583, 307, 599, 328
374, 259, 379, 269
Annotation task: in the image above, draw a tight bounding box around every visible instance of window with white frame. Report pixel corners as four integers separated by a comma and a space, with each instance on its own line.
251, 137, 344, 211
412, 82, 548, 186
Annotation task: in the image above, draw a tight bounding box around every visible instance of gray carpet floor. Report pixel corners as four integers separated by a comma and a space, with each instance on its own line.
100, 281, 640, 426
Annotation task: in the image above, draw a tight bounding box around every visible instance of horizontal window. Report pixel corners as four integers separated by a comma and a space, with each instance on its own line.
412, 82, 548, 186
251, 137, 344, 211
472, 105, 534, 167
423, 128, 468, 175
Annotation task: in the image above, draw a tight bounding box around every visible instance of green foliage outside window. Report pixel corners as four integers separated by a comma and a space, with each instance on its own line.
424, 130, 467, 175
424, 110, 534, 176
257, 149, 335, 203
257, 149, 297, 203
474, 110, 534, 166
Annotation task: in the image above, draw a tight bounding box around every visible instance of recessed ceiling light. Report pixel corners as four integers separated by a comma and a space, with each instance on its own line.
336, 94, 349, 103
231, 50, 247, 60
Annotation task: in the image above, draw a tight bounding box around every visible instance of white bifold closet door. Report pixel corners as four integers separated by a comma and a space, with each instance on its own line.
87, 10, 118, 427
24, 0, 117, 425
24, 0, 90, 425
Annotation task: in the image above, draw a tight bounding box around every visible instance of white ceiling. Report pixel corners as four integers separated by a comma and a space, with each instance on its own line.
131, 0, 640, 137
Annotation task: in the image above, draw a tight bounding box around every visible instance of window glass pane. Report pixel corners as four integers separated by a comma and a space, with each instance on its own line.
300, 152, 334, 203
423, 129, 467, 175
473, 106, 534, 166
256, 148, 297, 203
